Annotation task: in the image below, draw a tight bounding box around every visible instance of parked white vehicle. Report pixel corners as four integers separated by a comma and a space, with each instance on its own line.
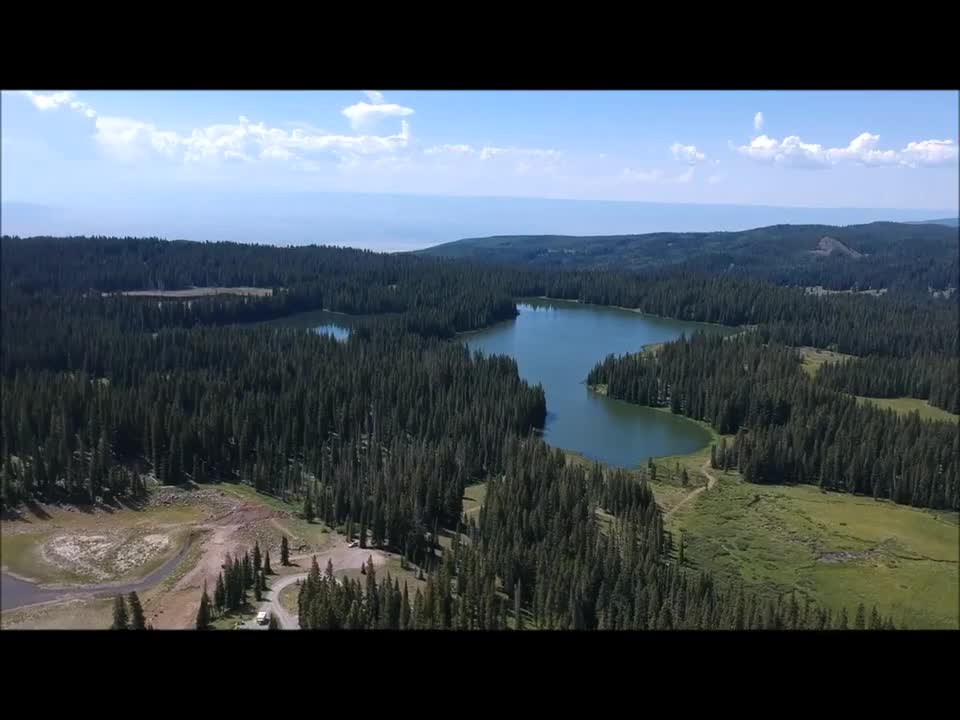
256, 611, 268, 625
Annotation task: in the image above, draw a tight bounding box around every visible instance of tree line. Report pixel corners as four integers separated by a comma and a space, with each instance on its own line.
588, 333, 958, 509
817, 354, 958, 414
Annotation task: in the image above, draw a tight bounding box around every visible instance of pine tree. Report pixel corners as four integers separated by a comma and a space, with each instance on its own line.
836, 607, 849, 630
280, 536, 290, 566
253, 541, 262, 576
215, 572, 226, 614
243, 551, 253, 588
514, 580, 523, 631
400, 583, 411, 630
268, 613, 280, 630
127, 591, 146, 630
263, 549, 272, 575
304, 490, 314, 523
111, 594, 129, 630
196, 583, 212, 629
854, 602, 866, 630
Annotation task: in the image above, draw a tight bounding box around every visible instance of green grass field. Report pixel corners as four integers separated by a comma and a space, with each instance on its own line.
463, 483, 487, 518
665, 471, 959, 629
798, 346, 856, 376
855, 396, 959, 424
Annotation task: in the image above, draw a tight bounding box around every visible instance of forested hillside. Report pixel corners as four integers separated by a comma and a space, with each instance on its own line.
588, 333, 959, 510
1, 234, 943, 629
420, 222, 960, 294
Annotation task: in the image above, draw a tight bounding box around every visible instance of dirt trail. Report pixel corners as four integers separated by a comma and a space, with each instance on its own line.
664, 460, 718, 520
239, 544, 389, 630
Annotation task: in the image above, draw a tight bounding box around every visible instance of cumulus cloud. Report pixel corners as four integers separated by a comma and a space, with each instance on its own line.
18, 90, 414, 167
900, 139, 959, 167
753, 112, 764, 131
424, 144, 560, 161
671, 142, 707, 165
20, 90, 76, 111
738, 130, 958, 169
94, 114, 414, 164
342, 91, 414, 130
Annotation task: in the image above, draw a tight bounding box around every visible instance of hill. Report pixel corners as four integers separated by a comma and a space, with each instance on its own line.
419, 221, 959, 294
914, 217, 959, 227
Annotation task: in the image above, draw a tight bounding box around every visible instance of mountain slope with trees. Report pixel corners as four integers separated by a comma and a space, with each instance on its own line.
419, 221, 959, 294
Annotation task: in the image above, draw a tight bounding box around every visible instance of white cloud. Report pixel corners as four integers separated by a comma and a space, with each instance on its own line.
93, 115, 414, 164
424, 144, 474, 156
20, 90, 414, 167
708, 172, 726, 184
342, 95, 414, 130
753, 112, 764, 131
900, 139, 959, 167
738, 131, 958, 169
20, 90, 76, 111
671, 142, 707, 165
424, 144, 560, 161
674, 167, 695, 183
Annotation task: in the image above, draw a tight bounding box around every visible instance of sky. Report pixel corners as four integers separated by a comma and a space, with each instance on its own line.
0, 90, 960, 250
1, 90, 958, 247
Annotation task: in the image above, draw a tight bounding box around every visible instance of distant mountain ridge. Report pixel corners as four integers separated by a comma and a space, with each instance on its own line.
418, 221, 960, 294
913, 217, 959, 227
2, 195, 956, 251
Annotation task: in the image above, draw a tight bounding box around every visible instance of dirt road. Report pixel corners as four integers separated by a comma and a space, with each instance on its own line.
664, 460, 719, 520
241, 543, 389, 630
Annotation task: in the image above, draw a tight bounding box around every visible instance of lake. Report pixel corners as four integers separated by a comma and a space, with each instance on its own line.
261, 309, 354, 340
281, 298, 735, 468
462, 298, 736, 468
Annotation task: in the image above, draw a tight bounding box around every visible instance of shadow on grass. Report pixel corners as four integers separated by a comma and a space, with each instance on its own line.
212, 601, 260, 629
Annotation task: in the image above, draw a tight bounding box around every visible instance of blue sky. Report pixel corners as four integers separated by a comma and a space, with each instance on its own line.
2, 90, 958, 210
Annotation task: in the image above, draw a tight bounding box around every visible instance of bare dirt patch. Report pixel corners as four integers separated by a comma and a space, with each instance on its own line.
810, 236, 863, 259
113, 286, 274, 299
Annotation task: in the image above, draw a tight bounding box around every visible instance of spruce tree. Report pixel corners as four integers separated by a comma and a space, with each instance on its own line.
263, 549, 272, 575
304, 490, 314, 523
514, 580, 523, 631
127, 591, 146, 630
854, 602, 866, 630
268, 613, 280, 630
196, 587, 211, 630
215, 572, 226, 613
111, 594, 129, 630
243, 551, 253, 588
280, 536, 290, 566
253, 541, 262, 576
836, 607, 849, 630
